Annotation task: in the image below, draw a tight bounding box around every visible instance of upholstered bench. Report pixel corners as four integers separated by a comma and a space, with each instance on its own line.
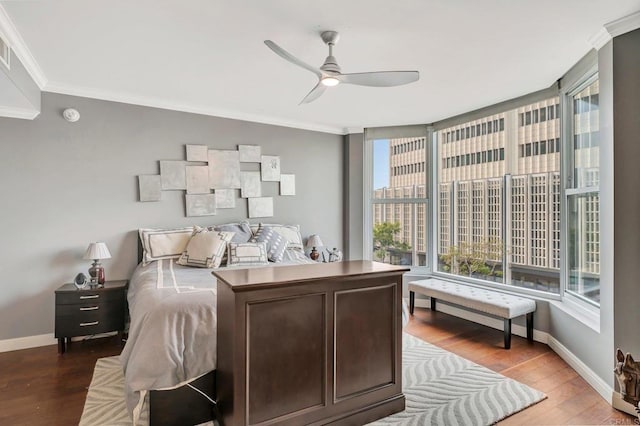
408, 279, 536, 349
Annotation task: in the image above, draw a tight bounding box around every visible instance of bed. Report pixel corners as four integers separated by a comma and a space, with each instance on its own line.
120, 223, 315, 425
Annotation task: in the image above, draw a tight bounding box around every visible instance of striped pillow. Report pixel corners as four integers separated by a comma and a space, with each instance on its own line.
177, 228, 234, 268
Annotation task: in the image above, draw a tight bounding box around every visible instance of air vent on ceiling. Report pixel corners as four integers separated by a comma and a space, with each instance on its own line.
0, 34, 10, 70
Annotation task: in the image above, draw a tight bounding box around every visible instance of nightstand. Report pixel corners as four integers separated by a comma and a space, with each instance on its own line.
55, 280, 128, 354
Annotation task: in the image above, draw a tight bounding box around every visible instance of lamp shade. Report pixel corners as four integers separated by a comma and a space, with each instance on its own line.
305, 234, 324, 249
83, 242, 112, 260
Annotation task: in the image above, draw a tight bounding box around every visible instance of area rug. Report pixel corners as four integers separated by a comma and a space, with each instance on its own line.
80, 333, 545, 426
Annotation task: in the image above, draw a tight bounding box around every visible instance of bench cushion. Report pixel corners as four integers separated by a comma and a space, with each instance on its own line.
408, 279, 536, 319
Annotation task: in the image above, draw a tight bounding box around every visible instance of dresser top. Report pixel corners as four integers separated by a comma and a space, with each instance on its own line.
212, 260, 409, 291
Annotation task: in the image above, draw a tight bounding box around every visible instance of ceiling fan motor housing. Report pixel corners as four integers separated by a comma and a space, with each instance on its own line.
321, 56, 341, 74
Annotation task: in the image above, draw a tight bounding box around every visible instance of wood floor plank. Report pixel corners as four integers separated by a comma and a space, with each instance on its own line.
0, 310, 635, 425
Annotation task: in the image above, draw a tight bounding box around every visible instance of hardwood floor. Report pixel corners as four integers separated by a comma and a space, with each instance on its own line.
0, 311, 636, 425
406, 308, 637, 425
0, 335, 122, 426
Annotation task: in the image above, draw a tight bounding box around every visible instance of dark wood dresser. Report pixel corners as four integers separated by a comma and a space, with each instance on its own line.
54, 280, 128, 354
213, 260, 409, 426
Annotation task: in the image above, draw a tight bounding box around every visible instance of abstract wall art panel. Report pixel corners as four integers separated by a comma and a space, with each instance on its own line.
248, 197, 274, 218
139, 144, 294, 217
280, 174, 296, 196
186, 166, 210, 194
238, 145, 261, 162
261, 155, 281, 182
138, 175, 162, 202
208, 150, 241, 189
186, 194, 217, 217
216, 189, 236, 209
240, 171, 262, 198
186, 144, 208, 162
160, 160, 188, 190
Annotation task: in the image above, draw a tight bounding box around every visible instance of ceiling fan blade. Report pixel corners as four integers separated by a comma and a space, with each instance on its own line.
264, 40, 324, 78
340, 71, 419, 87
299, 81, 327, 104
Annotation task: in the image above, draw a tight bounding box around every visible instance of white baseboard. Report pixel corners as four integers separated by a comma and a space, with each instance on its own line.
547, 335, 613, 404
0, 333, 56, 353
411, 298, 549, 344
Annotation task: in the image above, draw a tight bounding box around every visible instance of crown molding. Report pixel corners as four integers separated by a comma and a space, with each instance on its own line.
345, 127, 364, 134
605, 10, 640, 39
0, 4, 47, 89
590, 10, 640, 50
44, 81, 347, 135
588, 27, 612, 50
0, 105, 39, 120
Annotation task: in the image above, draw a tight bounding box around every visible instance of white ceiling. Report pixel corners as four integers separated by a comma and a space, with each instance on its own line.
2, 0, 640, 134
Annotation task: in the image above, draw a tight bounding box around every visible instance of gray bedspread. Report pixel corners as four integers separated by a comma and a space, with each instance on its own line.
120, 251, 314, 421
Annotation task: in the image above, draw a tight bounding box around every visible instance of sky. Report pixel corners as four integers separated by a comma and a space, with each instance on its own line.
373, 139, 389, 190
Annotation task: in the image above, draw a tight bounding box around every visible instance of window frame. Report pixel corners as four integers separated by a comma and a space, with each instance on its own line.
561, 70, 600, 309
364, 128, 433, 273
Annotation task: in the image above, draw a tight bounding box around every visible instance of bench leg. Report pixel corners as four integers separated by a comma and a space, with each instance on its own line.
409, 291, 415, 315
526, 312, 534, 342
430, 297, 436, 311
504, 319, 512, 349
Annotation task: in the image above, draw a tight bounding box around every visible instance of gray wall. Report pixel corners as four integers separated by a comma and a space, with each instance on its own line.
0, 92, 344, 341
613, 28, 640, 358
343, 133, 364, 260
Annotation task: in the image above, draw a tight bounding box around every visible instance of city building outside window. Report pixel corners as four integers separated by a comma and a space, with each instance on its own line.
372, 136, 428, 267
365, 78, 600, 307
436, 96, 562, 294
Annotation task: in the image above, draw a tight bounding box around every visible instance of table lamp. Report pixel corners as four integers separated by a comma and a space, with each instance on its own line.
83, 242, 111, 286
305, 234, 323, 261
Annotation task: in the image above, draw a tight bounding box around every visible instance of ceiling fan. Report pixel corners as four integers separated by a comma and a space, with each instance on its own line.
264, 31, 420, 104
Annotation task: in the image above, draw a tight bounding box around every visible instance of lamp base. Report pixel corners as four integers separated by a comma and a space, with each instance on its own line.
310, 248, 319, 261
88, 260, 105, 287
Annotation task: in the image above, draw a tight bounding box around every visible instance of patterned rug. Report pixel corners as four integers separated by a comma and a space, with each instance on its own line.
80, 333, 545, 426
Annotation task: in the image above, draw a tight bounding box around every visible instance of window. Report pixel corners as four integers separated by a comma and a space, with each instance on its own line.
566, 77, 600, 306
371, 136, 428, 267
437, 96, 561, 293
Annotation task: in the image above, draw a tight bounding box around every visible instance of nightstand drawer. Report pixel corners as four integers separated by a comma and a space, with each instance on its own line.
55, 315, 124, 338
55, 299, 124, 317
55, 301, 125, 337
56, 290, 123, 305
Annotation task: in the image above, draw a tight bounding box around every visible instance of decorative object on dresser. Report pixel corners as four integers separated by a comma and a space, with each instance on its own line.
73, 273, 88, 289
323, 247, 343, 263
615, 349, 640, 420
213, 261, 409, 425
305, 234, 323, 261
83, 242, 111, 286
55, 280, 128, 355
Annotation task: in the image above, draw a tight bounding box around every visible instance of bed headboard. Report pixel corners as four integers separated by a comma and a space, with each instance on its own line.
137, 235, 143, 265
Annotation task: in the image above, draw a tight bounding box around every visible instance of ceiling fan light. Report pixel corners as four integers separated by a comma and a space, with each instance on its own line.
321, 76, 340, 87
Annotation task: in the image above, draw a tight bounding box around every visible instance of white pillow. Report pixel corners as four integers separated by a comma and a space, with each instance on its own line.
249, 223, 303, 250
227, 242, 269, 266
139, 227, 194, 265
177, 228, 235, 268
